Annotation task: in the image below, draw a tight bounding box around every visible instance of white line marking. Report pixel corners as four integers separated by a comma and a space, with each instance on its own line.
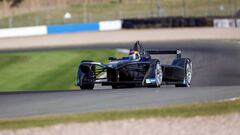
221, 97, 240, 102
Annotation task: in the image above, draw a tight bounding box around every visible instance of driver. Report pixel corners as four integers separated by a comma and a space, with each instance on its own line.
129, 50, 141, 61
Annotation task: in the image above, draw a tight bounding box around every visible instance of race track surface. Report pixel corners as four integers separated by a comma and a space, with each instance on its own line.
0, 40, 240, 118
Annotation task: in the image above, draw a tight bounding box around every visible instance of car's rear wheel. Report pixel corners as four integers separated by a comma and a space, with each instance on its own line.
145, 61, 163, 88
155, 62, 163, 87
112, 84, 134, 89
175, 58, 192, 87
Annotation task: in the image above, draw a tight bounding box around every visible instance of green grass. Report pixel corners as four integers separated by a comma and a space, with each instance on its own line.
0, 49, 124, 92
0, 99, 239, 130
0, 0, 239, 28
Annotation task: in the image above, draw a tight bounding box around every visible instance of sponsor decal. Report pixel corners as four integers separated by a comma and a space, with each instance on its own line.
146, 78, 156, 84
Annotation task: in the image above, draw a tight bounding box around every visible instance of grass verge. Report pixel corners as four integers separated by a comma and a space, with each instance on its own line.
0, 99, 240, 130
0, 49, 125, 92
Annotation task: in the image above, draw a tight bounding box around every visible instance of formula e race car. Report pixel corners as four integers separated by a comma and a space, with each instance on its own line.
76, 41, 192, 90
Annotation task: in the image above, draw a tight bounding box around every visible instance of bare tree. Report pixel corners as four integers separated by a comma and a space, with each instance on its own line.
1, 0, 23, 16
0, 0, 23, 7
2, 0, 10, 16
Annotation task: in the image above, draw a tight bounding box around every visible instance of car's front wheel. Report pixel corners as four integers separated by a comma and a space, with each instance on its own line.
80, 74, 95, 90
80, 84, 94, 90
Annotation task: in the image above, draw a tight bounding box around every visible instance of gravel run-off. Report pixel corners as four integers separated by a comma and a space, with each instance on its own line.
1, 113, 240, 135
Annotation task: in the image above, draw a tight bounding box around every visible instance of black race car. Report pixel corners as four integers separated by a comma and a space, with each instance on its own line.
76, 41, 192, 90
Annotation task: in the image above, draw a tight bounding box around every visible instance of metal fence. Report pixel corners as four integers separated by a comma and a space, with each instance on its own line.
0, 0, 239, 28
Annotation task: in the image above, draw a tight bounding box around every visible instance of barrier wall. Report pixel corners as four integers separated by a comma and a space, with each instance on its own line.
122, 17, 212, 29
47, 22, 99, 34
0, 17, 239, 38
214, 19, 236, 28
237, 19, 240, 28
99, 20, 122, 31
0, 26, 47, 38
0, 20, 122, 38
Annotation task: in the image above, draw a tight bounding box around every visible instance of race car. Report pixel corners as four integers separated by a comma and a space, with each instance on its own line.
76, 41, 192, 90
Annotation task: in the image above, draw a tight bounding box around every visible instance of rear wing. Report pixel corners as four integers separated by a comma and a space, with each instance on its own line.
146, 49, 182, 59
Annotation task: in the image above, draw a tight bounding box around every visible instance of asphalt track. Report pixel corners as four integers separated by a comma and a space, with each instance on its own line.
0, 40, 240, 118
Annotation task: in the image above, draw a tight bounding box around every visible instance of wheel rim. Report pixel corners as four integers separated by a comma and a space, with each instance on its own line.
186, 61, 192, 85
155, 63, 163, 86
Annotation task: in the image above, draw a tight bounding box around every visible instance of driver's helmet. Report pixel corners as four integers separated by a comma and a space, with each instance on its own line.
129, 50, 140, 61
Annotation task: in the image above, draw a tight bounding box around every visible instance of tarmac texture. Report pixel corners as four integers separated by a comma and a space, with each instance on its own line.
0, 40, 240, 118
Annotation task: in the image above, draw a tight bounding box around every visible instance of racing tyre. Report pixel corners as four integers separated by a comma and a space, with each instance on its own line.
147, 61, 163, 87
175, 58, 192, 87
112, 84, 119, 89
80, 83, 94, 90
112, 84, 133, 89
80, 75, 94, 90
155, 62, 163, 87
80, 64, 95, 90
